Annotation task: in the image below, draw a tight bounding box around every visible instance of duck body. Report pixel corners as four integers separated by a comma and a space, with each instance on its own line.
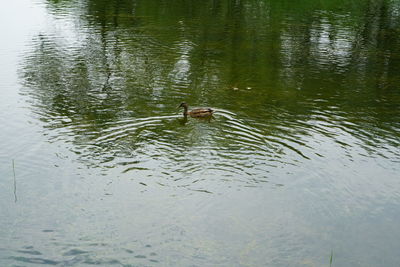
179, 102, 214, 118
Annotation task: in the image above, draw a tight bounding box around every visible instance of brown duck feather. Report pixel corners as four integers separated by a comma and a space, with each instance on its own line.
179, 102, 214, 118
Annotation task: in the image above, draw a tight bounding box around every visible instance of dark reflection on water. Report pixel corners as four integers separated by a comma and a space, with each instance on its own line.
8, 243, 161, 266
21, 0, 400, 187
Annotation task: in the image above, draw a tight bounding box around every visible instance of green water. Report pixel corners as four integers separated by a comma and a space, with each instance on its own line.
1, 0, 400, 266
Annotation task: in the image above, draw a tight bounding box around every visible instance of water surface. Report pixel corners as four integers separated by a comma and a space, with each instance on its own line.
1, 0, 400, 266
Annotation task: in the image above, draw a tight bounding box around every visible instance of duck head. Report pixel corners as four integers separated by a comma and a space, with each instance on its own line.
178, 102, 188, 109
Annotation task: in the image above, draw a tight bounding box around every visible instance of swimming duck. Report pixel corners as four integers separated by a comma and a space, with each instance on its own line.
178, 102, 214, 118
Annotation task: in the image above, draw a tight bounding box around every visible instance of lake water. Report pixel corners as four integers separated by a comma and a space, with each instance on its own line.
1, 0, 400, 266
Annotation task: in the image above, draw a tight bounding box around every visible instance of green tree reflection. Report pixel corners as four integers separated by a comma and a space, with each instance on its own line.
21, 0, 400, 171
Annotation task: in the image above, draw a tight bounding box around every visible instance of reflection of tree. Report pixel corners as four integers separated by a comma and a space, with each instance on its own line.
357, 0, 400, 92
22, 34, 122, 125
21, 0, 400, 161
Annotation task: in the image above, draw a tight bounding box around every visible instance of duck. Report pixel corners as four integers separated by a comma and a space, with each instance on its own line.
178, 102, 214, 118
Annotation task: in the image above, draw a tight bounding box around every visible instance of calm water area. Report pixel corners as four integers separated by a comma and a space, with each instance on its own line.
1, 0, 400, 266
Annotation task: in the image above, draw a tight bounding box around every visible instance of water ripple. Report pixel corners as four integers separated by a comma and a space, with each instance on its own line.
45, 109, 308, 189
